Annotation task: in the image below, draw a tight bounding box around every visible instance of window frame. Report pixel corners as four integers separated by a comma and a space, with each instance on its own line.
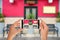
24, 6, 38, 19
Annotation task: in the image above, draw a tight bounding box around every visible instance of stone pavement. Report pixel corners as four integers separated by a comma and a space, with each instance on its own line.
0, 37, 60, 40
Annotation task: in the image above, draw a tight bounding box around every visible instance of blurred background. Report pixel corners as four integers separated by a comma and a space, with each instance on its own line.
0, 0, 60, 40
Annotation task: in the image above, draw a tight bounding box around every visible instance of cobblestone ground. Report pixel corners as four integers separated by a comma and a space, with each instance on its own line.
0, 37, 60, 40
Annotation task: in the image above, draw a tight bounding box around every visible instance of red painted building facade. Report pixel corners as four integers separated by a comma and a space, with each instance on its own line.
3, 0, 59, 17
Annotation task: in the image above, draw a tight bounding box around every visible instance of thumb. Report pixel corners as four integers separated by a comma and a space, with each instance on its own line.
17, 28, 23, 33
40, 23, 43, 30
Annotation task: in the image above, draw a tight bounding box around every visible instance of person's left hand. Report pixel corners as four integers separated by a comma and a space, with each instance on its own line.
7, 19, 23, 40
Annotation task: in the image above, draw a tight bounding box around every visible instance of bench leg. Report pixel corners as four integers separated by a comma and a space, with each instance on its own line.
53, 31, 55, 34
57, 30, 58, 37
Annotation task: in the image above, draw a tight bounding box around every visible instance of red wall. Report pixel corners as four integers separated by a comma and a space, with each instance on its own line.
3, 0, 59, 17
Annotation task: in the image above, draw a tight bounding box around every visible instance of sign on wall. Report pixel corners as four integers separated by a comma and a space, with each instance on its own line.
43, 6, 56, 14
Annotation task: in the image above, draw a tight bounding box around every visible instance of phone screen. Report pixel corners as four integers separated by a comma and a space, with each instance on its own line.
21, 19, 40, 37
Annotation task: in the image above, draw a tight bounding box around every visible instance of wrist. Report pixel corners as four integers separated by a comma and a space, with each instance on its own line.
7, 37, 13, 40
7, 35, 13, 40
41, 37, 47, 40
41, 36, 47, 40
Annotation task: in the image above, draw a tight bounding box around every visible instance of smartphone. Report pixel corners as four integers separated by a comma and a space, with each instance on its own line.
21, 19, 40, 37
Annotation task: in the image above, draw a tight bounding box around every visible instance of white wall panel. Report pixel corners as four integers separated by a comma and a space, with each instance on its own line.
38, 17, 56, 24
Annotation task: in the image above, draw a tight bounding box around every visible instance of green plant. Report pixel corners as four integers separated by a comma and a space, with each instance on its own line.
0, 13, 4, 22
27, 13, 35, 19
0, 19, 4, 22
56, 18, 60, 22
56, 12, 60, 22
29, 22, 32, 25
0, 13, 4, 18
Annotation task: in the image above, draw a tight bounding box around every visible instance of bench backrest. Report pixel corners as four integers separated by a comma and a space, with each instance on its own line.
47, 24, 55, 28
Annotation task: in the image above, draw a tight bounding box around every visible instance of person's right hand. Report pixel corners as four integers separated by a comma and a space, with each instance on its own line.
40, 19, 49, 40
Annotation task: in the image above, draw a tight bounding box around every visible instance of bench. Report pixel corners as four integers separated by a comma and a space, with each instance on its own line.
47, 24, 58, 37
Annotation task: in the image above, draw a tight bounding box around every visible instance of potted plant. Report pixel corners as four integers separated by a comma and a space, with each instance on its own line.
55, 12, 60, 37
0, 13, 4, 22
56, 12, 60, 22
27, 13, 35, 19
29, 20, 32, 25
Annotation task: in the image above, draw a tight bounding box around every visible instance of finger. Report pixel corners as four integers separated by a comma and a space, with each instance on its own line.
15, 19, 20, 23
12, 19, 20, 27
41, 19, 48, 29
40, 23, 43, 30
16, 23, 20, 27
13, 19, 20, 25
17, 28, 23, 33
13, 23, 20, 28
40, 19, 49, 31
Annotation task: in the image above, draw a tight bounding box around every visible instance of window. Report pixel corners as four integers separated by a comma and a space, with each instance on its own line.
24, 6, 38, 19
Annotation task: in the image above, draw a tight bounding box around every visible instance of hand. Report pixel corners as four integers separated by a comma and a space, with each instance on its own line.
7, 19, 23, 40
40, 19, 49, 40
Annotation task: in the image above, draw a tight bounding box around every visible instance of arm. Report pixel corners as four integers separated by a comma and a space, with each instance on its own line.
7, 35, 13, 40
40, 19, 49, 40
